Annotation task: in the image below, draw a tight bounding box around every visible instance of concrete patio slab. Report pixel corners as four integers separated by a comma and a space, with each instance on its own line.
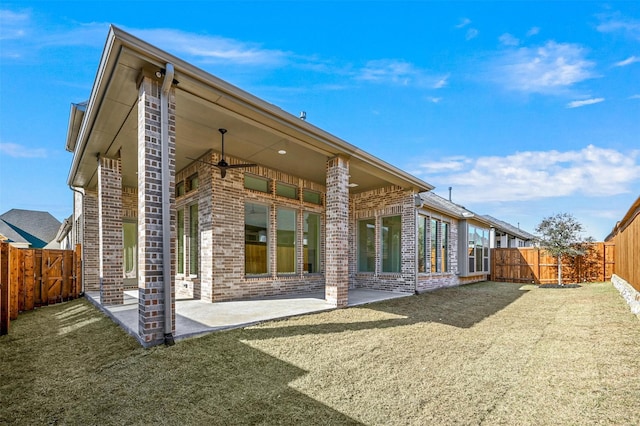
85, 288, 412, 345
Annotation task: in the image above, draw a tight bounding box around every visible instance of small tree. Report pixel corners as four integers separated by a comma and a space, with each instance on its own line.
535, 213, 594, 286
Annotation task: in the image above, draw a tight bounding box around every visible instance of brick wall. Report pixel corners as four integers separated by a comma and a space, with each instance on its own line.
350, 186, 417, 293
175, 151, 326, 302
137, 77, 175, 344
98, 156, 123, 305
82, 190, 99, 292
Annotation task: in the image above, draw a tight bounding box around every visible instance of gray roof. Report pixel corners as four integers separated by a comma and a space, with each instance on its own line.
0, 209, 62, 248
417, 192, 490, 225
481, 214, 536, 240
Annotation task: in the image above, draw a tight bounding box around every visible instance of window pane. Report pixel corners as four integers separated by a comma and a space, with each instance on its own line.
417, 216, 426, 273
276, 182, 298, 199
177, 209, 184, 274
303, 189, 322, 205
304, 212, 321, 273
189, 204, 198, 275
123, 221, 137, 278
431, 219, 439, 273
382, 216, 402, 273
245, 202, 269, 274
442, 222, 449, 272
176, 182, 185, 197
358, 218, 375, 272
277, 208, 296, 274
245, 175, 270, 193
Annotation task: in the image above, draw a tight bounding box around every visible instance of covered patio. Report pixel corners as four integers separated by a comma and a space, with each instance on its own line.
84, 288, 412, 343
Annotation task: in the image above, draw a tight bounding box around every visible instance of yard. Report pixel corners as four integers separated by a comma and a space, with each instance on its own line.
1, 281, 639, 425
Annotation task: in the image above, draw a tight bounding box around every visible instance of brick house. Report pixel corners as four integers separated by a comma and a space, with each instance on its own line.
66, 26, 489, 346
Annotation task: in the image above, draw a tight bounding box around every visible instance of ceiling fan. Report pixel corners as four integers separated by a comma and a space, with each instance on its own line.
189, 128, 256, 178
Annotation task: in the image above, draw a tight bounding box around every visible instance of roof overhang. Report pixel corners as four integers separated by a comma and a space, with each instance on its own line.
67, 26, 434, 194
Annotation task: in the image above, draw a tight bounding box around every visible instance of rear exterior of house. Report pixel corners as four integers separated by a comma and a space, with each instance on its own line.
65, 26, 488, 346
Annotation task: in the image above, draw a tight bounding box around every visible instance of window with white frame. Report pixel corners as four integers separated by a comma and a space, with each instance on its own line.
382, 215, 402, 273
418, 215, 450, 274
357, 218, 376, 272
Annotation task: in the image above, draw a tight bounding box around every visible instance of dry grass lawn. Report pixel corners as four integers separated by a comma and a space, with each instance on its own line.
1, 281, 639, 425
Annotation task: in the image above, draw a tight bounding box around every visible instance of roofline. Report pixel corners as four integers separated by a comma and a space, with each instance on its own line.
68, 26, 434, 192
606, 195, 640, 240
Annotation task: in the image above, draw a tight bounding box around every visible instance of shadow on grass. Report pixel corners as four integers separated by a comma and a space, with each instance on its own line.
0, 299, 361, 425
241, 281, 530, 341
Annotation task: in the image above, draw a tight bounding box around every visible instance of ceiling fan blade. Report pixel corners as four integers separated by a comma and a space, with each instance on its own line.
187, 157, 218, 167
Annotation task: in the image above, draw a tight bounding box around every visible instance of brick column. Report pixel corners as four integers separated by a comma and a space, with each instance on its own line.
83, 190, 99, 292
137, 76, 176, 344
325, 155, 350, 307
198, 163, 213, 301
98, 156, 123, 305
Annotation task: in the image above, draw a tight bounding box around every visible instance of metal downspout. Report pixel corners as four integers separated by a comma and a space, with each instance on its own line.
160, 63, 175, 345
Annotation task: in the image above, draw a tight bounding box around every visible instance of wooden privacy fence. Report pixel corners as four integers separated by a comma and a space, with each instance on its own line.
490, 243, 615, 285
0, 242, 82, 335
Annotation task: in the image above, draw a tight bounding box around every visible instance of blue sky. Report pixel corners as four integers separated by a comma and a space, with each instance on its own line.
1, 1, 639, 240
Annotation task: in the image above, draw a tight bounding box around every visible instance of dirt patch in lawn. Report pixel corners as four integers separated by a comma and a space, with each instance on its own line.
1, 281, 639, 425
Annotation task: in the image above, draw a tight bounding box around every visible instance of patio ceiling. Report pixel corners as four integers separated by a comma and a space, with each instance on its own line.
68, 26, 433, 194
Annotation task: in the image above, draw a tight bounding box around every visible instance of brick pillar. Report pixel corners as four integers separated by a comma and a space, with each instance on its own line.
98, 156, 123, 305
137, 76, 176, 344
83, 190, 99, 292
198, 163, 213, 301
325, 156, 349, 307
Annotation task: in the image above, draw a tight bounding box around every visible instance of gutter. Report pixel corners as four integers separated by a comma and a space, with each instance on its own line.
160, 63, 175, 346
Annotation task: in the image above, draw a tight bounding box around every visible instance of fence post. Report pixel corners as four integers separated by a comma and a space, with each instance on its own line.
1, 243, 9, 335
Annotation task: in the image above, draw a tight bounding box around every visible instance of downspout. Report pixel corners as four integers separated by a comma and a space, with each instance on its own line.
69, 185, 85, 295
160, 63, 175, 345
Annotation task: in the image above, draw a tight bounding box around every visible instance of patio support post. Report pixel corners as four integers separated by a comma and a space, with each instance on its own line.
97, 155, 123, 305
137, 75, 176, 346
325, 155, 350, 307
82, 190, 99, 292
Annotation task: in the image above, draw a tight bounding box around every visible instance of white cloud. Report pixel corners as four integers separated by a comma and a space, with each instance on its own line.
493, 41, 597, 94
130, 28, 288, 66
0, 143, 47, 158
597, 12, 640, 40
499, 33, 520, 46
358, 59, 448, 88
629, 94, 640, 99
456, 18, 471, 29
566, 97, 605, 108
426, 96, 442, 103
412, 145, 640, 203
466, 28, 479, 41
0, 9, 30, 40
527, 27, 540, 37
614, 55, 640, 67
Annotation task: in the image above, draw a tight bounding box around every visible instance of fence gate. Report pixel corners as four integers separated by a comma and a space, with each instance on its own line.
0, 242, 82, 335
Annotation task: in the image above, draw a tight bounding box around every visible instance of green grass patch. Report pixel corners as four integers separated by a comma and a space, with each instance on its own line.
1, 282, 639, 425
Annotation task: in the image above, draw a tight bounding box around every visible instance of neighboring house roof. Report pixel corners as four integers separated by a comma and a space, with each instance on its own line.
0, 209, 62, 248
605, 195, 640, 241
67, 25, 434, 195
417, 192, 491, 226
481, 214, 536, 241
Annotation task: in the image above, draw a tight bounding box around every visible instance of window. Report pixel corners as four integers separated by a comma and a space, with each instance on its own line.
177, 209, 184, 274
418, 216, 449, 274
276, 182, 298, 200
277, 208, 296, 274
187, 174, 199, 192
417, 216, 427, 273
176, 181, 185, 197
468, 225, 489, 274
189, 204, 198, 275
442, 222, 449, 272
245, 202, 269, 275
431, 219, 439, 272
245, 174, 270, 193
304, 212, 321, 273
303, 189, 322, 205
382, 215, 401, 273
123, 221, 137, 279
358, 218, 375, 272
